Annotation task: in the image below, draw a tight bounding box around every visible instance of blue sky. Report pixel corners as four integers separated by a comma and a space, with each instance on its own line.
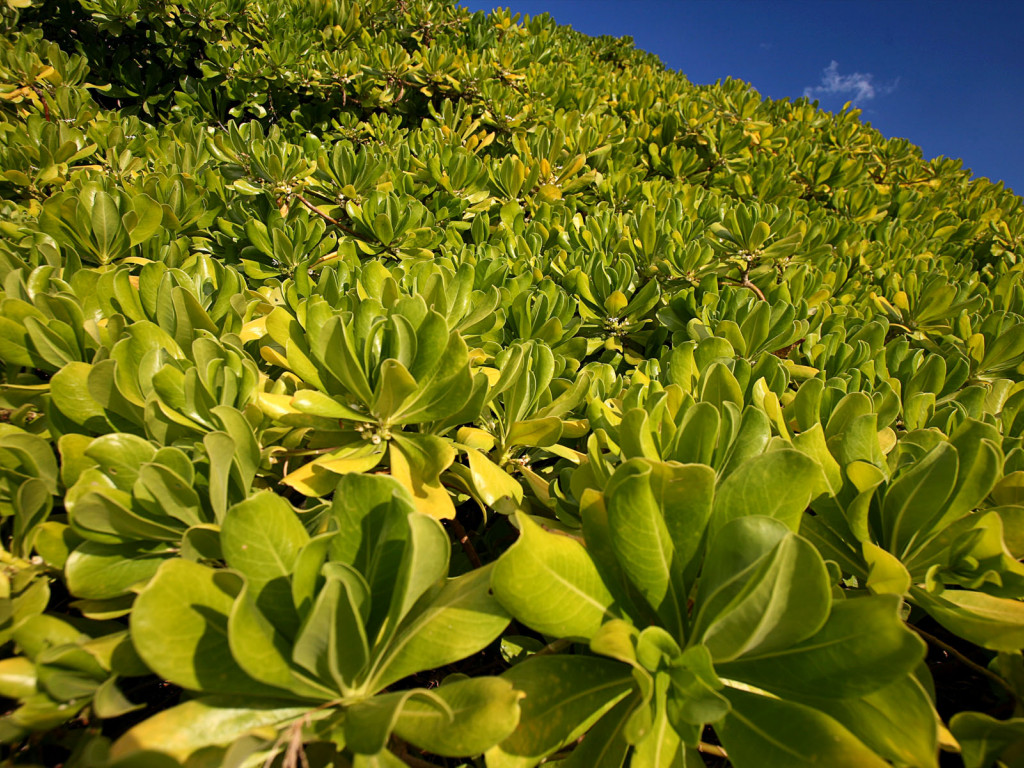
461, 1, 1024, 196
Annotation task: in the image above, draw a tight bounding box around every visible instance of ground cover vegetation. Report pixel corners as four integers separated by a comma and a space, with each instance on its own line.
1, 0, 1024, 765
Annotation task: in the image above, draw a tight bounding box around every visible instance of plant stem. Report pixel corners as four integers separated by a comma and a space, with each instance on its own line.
912, 625, 1017, 698
698, 742, 728, 759
741, 273, 766, 301
534, 637, 573, 656
294, 193, 363, 239
445, 517, 483, 568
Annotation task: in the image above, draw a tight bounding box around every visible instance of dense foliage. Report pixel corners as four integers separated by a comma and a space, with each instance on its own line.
2, 0, 1024, 765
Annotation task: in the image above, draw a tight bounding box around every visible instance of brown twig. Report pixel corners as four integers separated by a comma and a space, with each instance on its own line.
912, 624, 1017, 699
445, 517, 483, 568
392, 737, 443, 768
294, 193, 363, 239
741, 273, 766, 301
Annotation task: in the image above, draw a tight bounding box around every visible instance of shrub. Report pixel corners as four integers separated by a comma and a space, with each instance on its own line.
1, 1, 1024, 766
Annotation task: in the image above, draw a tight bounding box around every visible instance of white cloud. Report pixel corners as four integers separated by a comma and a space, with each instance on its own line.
803, 61, 897, 104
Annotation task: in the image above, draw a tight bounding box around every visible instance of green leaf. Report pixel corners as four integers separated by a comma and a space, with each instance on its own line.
108, 696, 309, 764
507, 418, 563, 448
91, 190, 121, 262
632, 674, 684, 768
487, 655, 634, 768
799, 676, 939, 768
65, 540, 169, 600
491, 511, 616, 641
951, 712, 1024, 768
330, 474, 438, 643
221, 492, 308, 637
227, 580, 332, 700
291, 562, 370, 694
863, 541, 911, 595
718, 594, 924, 698
694, 517, 831, 662
466, 448, 524, 509
911, 587, 1024, 652
128, 195, 164, 247
557, 694, 636, 768
711, 449, 825, 536
292, 389, 369, 421
717, 687, 889, 768
883, 442, 959, 558
130, 559, 281, 696
346, 689, 445, 755
393, 676, 523, 757
604, 460, 713, 639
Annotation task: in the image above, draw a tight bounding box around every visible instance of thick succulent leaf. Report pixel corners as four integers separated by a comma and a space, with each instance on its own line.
718, 594, 924, 698
221, 492, 308, 637
694, 517, 831, 662
108, 696, 310, 764
487, 655, 634, 768
330, 474, 445, 643
556, 694, 636, 768
796, 676, 939, 768
711, 449, 825, 536
393, 677, 523, 757
227, 581, 333, 700
716, 687, 889, 768
951, 712, 1024, 768
604, 459, 715, 639
369, 565, 510, 691
911, 587, 1024, 652
65, 540, 170, 600
130, 559, 284, 697
491, 510, 617, 641
291, 562, 370, 694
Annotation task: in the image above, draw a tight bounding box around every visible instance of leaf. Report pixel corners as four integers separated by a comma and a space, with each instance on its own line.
389, 434, 457, 520
694, 517, 831, 662
883, 442, 959, 558
369, 565, 510, 690
227, 581, 332, 700
711, 449, 825, 536
487, 655, 634, 768
130, 559, 282, 697
345, 688, 447, 755
911, 587, 1024, 652
718, 594, 925, 698
491, 511, 616, 641
799, 676, 939, 768
863, 541, 911, 595
128, 194, 163, 246
951, 712, 1024, 768
603, 460, 713, 639
791, 423, 842, 495
65, 540, 169, 599
716, 687, 889, 768
221, 492, 308, 637
557, 694, 636, 768
394, 676, 523, 757
291, 562, 370, 694
465, 448, 524, 509
93, 676, 145, 718
91, 190, 121, 262
507, 418, 562, 448
108, 696, 309, 764
330, 474, 439, 644
632, 674, 684, 768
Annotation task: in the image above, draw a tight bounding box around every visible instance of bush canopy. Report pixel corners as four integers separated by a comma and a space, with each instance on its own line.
2, 1, 1024, 766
